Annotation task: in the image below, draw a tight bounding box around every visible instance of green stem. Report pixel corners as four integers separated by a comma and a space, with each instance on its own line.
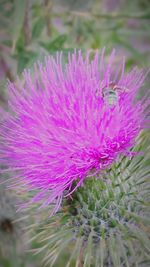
44, 0, 53, 37
53, 10, 150, 20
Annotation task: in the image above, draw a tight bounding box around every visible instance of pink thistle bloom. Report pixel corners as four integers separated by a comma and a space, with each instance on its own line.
0, 50, 149, 213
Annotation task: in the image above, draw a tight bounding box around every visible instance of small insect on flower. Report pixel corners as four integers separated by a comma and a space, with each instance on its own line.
0, 49, 149, 214
102, 82, 129, 105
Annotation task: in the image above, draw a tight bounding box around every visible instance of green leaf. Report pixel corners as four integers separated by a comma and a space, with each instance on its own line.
17, 51, 37, 73
40, 35, 67, 52
12, 0, 26, 52
32, 17, 45, 39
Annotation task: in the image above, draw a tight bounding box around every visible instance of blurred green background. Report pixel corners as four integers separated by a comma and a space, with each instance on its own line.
0, 0, 150, 266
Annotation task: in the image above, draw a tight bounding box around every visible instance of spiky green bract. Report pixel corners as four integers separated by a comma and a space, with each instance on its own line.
30, 132, 150, 267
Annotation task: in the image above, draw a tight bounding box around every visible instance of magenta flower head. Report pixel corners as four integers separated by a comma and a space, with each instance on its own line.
0, 50, 149, 213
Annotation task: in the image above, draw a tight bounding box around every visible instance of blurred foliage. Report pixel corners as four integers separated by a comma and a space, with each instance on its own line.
0, 0, 150, 81
0, 0, 150, 266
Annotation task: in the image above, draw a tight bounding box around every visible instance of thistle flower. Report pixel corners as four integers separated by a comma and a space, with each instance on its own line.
0, 182, 28, 259
31, 132, 150, 267
0, 50, 149, 213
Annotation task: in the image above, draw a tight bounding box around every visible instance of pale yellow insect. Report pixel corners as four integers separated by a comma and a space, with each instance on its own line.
102, 82, 129, 105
